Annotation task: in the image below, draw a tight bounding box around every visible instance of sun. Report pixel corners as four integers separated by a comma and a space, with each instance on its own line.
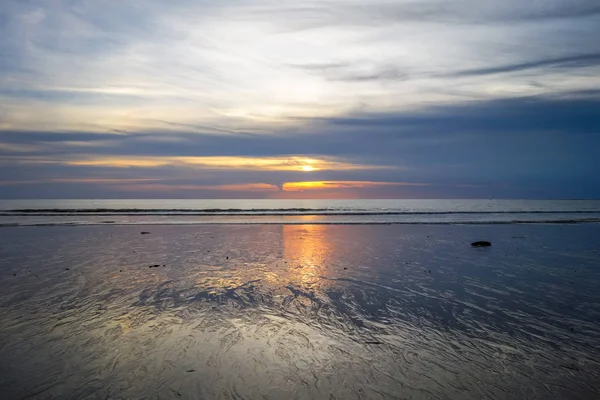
301, 165, 315, 172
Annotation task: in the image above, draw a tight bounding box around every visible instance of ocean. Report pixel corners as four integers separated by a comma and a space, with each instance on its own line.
1, 198, 600, 226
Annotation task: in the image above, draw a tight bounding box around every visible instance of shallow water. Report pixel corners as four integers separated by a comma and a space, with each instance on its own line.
1, 199, 600, 225
0, 224, 599, 399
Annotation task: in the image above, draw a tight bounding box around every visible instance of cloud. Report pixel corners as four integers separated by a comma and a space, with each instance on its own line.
62, 155, 389, 171
0, 178, 161, 186
290, 62, 409, 83
230, 1, 600, 28
113, 183, 278, 193
282, 181, 429, 192
449, 53, 600, 77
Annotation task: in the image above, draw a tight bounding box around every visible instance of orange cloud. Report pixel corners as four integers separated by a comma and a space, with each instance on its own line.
282, 181, 429, 191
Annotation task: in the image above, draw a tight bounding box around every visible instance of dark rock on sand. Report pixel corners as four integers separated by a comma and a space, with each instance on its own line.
471, 241, 492, 247
186, 369, 195, 373
140, 232, 151, 235
148, 264, 161, 268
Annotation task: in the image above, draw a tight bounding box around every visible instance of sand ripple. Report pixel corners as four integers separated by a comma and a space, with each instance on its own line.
1, 224, 599, 399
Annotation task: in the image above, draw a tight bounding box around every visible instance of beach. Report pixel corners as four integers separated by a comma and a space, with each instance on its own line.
1, 223, 599, 399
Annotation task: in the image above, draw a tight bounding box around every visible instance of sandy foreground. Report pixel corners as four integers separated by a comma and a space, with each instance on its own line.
0, 224, 599, 399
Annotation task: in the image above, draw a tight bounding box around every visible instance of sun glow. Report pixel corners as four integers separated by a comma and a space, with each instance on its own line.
301, 165, 315, 172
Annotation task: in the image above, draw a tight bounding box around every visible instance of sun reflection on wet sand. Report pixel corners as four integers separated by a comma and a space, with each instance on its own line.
180, 221, 340, 297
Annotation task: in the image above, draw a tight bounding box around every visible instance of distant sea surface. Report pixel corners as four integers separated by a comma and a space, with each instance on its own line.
1, 199, 600, 226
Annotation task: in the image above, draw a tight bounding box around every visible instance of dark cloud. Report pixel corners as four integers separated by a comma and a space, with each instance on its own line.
155, 120, 258, 135
0, 131, 120, 143
449, 53, 600, 77
249, 0, 600, 31
323, 93, 600, 134
292, 51, 600, 84
508, 1, 600, 21
290, 62, 408, 82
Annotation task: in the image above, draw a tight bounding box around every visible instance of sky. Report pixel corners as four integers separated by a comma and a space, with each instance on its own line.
0, 0, 599, 199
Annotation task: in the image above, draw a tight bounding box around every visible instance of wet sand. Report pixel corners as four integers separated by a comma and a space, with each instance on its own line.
0, 224, 599, 399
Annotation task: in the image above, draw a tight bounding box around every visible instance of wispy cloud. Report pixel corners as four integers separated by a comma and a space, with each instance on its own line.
449, 53, 600, 77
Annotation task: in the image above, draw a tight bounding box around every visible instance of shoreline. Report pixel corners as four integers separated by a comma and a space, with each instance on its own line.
2, 219, 600, 227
